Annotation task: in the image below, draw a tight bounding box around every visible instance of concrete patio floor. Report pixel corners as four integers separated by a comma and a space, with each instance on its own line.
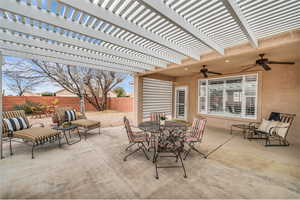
1, 123, 300, 198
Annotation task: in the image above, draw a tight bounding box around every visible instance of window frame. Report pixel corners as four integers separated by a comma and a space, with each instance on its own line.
197, 73, 258, 120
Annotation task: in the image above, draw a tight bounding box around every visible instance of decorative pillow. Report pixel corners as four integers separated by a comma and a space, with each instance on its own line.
274, 122, 290, 138
65, 110, 77, 122
3, 117, 29, 132
258, 119, 279, 133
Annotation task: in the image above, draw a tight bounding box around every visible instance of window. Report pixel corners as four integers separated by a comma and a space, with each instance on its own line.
198, 74, 258, 119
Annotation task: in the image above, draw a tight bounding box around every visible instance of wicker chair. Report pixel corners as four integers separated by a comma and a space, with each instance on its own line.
2, 110, 61, 159
123, 116, 149, 161
53, 107, 101, 140
248, 112, 296, 146
183, 118, 207, 160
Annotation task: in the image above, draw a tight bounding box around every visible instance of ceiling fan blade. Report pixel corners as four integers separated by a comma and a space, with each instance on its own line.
240, 64, 256, 72
261, 62, 271, 71
268, 61, 295, 65
201, 71, 208, 78
207, 71, 222, 75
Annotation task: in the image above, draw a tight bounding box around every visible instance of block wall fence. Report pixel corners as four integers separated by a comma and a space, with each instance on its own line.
3, 96, 133, 112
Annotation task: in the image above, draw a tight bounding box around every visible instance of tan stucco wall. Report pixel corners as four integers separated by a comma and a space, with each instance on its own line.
174, 63, 300, 144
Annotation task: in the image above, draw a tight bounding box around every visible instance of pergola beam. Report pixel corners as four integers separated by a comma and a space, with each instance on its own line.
0, 19, 165, 68
0, 0, 181, 64
1, 49, 132, 74
139, 0, 225, 55
59, 0, 200, 60
221, 0, 258, 48
0, 31, 144, 72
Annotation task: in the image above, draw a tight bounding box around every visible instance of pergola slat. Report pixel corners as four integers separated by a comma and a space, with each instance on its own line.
139, 0, 225, 55
0, 31, 144, 72
221, 0, 258, 48
0, 0, 180, 64
0, 19, 157, 69
59, 0, 200, 60
1, 48, 132, 74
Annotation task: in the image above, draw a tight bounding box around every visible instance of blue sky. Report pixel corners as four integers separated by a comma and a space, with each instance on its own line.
3, 56, 133, 96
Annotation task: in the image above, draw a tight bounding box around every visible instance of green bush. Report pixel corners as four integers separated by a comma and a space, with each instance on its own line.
41, 92, 55, 96
13, 101, 43, 114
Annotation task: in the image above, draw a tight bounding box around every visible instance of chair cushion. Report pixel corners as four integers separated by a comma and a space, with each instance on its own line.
13, 127, 59, 141
3, 117, 29, 132
65, 110, 77, 121
257, 119, 279, 133
71, 119, 100, 128
275, 122, 290, 138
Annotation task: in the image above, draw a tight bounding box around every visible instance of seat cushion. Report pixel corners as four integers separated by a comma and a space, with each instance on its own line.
71, 119, 100, 128
13, 127, 59, 141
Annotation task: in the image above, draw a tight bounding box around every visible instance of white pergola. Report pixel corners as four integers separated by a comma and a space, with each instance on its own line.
0, 0, 299, 158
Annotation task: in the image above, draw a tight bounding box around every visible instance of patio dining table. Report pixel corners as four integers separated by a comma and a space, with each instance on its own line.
138, 120, 187, 133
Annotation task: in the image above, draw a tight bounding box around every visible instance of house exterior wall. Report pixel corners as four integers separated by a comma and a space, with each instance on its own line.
174, 63, 300, 144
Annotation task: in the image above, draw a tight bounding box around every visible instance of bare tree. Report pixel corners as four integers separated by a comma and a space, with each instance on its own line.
3, 61, 44, 96
30, 60, 126, 111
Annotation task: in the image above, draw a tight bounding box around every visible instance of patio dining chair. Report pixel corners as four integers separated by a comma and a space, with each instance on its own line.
150, 112, 166, 121
248, 112, 296, 146
53, 107, 101, 140
183, 118, 207, 160
153, 128, 187, 179
123, 116, 149, 161
2, 110, 61, 159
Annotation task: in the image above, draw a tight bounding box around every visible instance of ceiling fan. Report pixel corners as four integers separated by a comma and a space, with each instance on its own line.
241, 53, 295, 72
200, 65, 222, 78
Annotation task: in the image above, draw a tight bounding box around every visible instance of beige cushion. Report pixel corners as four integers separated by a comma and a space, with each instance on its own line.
72, 119, 100, 128
258, 119, 279, 133
14, 127, 59, 142
275, 122, 290, 138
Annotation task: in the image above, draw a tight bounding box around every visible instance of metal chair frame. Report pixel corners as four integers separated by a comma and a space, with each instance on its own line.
123, 116, 149, 161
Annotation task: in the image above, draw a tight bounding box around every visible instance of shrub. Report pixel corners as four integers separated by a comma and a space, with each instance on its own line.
41, 92, 55, 96
13, 101, 43, 114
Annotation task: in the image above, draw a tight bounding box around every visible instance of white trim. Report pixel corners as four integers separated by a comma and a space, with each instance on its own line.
174, 86, 188, 121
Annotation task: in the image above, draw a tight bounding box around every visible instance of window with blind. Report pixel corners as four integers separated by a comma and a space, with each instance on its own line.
198, 74, 258, 119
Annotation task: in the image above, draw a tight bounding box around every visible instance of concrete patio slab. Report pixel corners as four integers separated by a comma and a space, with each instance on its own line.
1, 125, 299, 199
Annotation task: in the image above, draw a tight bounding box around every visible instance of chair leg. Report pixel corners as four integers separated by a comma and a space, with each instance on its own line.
58, 135, 62, 148
125, 143, 135, 151
188, 143, 207, 158
123, 147, 140, 161
154, 152, 159, 179
141, 143, 150, 160
31, 143, 35, 159
98, 126, 101, 136
183, 148, 191, 160
178, 152, 187, 178
9, 137, 13, 156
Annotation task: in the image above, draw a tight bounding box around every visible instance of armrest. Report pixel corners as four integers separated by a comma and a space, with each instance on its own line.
269, 126, 289, 134
30, 122, 45, 128
249, 122, 260, 129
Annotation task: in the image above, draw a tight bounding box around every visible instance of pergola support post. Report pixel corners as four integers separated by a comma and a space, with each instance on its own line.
133, 75, 143, 126
80, 78, 86, 117
0, 51, 4, 159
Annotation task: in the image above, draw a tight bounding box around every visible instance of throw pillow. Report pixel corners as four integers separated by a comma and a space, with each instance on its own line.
3, 117, 29, 132
65, 110, 77, 122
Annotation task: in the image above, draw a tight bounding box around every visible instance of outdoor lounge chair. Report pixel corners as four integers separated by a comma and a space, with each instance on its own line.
2, 110, 61, 159
53, 107, 101, 140
183, 118, 207, 160
248, 112, 296, 146
123, 116, 149, 161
